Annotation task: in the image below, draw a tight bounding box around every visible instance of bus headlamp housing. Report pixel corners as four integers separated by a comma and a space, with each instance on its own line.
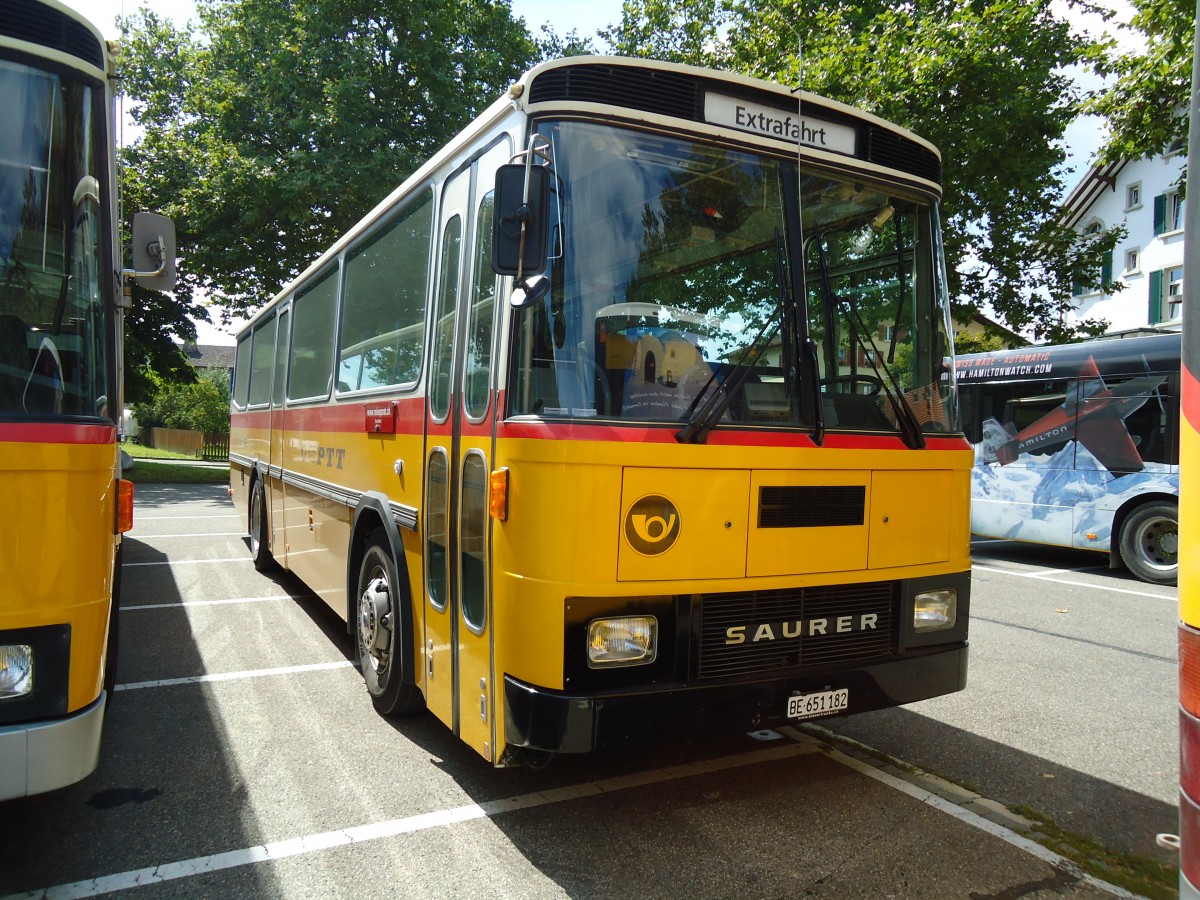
0, 645, 34, 699
913, 590, 957, 632
587, 616, 657, 667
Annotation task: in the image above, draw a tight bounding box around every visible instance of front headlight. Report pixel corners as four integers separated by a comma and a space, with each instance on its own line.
0, 645, 33, 699
587, 616, 657, 667
914, 589, 957, 632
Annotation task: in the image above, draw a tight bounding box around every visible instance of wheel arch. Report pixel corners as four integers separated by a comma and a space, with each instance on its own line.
348, 492, 418, 688
1109, 491, 1179, 567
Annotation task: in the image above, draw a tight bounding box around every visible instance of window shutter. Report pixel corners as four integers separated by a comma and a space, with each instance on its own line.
1154, 194, 1167, 235
1148, 269, 1163, 323
1101, 251, 1113, 287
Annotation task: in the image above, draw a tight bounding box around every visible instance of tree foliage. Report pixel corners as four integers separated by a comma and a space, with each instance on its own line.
606, 0, 1120, 342
132, 367, 231, 433
118, 0, 539, 327
1088, 0, 1195, 166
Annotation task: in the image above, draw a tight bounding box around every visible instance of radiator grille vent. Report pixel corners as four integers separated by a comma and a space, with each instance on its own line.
759, 485, 865, 528
2, 0, 105, 70
695, 582, 897, 679
527, 63, 941, 185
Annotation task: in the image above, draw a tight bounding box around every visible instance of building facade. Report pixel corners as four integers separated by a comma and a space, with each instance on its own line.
1063, 153, 1187, 333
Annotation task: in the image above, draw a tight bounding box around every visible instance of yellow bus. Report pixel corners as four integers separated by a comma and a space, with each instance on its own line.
0, 0, 173, 800
230, 56, 972, 766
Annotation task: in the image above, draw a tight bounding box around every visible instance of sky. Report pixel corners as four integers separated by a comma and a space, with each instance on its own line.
56, 0, 1140, 344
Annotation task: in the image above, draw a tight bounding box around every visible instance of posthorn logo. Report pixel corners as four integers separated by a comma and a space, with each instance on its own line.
624, 495, 681, 555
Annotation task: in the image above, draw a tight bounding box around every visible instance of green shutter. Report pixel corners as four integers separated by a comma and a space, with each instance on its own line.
1101, 250, 1113, 287
1148, 268, 1163, 323
1154, 194, 1167, 235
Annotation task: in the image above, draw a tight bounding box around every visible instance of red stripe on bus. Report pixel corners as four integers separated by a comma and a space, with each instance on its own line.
0, 422, 116, 444
230, 399, 967, 452
1183, 364, 1200, 433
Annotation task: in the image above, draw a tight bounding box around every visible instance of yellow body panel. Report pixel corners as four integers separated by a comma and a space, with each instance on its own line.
748, 470, 870, 576
0, 439, 117, 713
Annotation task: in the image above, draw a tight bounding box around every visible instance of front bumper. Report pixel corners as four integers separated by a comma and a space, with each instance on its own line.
505, 644, 968, 754
0, 692, 106, 801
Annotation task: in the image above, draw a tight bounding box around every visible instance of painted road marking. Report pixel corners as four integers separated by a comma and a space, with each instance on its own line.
114, 661, 355, 692
10, 744, 812, 899
972, 562, 1174, 601
121, 595, 300, 611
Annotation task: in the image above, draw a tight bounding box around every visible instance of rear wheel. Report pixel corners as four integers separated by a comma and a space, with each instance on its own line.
356, 529, 423, 716
1118, 501, 1178, 585
249, 479, 275, 572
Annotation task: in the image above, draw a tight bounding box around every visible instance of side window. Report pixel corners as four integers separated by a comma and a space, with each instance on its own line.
974, 379, 1075, 468
272, 309, 290, 407
1078, 373, 1172, 471
464, 191, 496, 419
247, 314, 277, 407
233, 333, 252, 408
429, 216, 463, 421
339, 189, 434, 392
289, 267, 338, 400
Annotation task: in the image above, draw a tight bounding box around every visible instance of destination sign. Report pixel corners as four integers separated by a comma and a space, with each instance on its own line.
704, 93, 857, 156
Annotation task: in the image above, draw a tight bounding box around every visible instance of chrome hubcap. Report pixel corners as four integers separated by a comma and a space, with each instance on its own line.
359, 574, 392, 673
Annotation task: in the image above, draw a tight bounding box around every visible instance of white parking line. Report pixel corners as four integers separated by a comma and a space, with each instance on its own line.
972, 562, 1175, 600
11, 744, 812, 899
114, 661, 355, 692
132, 514, 241, 521
122, 595, 299, 611
127, 531, 245, 539
124, 557, 252, 568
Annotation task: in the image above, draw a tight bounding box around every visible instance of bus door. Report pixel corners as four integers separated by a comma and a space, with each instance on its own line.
423, 142, 508, 760
269, 307, 290, 563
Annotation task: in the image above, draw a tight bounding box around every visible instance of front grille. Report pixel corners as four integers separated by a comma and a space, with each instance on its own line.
2, 0, 105, 70
694, 582, 897, 679
759, 485, 865, 528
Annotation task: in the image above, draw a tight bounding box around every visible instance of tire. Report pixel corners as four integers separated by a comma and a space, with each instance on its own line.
249, 479, 276, 572
355, 529, 423, 716
1118, 500, 1178, 585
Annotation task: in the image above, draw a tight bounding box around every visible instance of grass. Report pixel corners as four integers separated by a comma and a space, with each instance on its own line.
122, 442, 202, 461
123, 459, 230, 485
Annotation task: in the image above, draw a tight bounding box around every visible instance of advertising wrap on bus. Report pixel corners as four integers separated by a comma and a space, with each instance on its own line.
957, 332, 1180, 585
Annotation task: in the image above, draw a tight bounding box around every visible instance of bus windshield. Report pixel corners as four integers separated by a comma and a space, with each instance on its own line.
0, 59, 108, 420
507, 119, 956, 435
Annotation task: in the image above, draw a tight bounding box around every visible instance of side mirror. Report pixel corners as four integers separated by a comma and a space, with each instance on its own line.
130, 212, 176, 292
492, 163, 549, 277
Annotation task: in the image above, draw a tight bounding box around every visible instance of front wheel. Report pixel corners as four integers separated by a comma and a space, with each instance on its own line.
356, 530, 423, 716
1118, 501, 1178, 585
249, 479, 276, 572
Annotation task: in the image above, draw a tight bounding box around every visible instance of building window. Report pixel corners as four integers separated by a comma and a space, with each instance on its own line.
1124, 247, 1140, 275
1166, 266, 1184, 320
1149, 266, 1184, 324
1154, 190, 1185, 235
1125, 182, 1141, 210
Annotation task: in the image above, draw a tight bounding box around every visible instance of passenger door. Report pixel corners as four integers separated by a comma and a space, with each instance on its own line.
422, 140, 509, 760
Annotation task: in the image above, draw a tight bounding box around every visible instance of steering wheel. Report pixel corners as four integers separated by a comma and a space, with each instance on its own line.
820, 375, 883, 396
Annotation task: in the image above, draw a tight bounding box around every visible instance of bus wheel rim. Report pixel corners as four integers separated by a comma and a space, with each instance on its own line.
359, 572, 392, 674
1136, 516, 1178, 569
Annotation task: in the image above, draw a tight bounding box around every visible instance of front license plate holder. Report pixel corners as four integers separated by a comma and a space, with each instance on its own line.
787, 688, 849, 721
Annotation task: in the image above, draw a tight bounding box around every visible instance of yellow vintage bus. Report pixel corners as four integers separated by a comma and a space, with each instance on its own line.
230, 56, 972, 765
0, 0, 173, 800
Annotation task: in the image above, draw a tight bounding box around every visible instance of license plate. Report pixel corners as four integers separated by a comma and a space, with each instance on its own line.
787, 688, 849, 721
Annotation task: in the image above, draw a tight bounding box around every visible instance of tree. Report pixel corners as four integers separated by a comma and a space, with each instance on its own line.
605, 0, 1121, 342
1088, 0, 1195, 166
118, 0, 539, 326
132, 367, 232, 434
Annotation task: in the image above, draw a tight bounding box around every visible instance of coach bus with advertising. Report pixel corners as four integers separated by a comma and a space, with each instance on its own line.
0, 0, 174, 800
229, 55, 972, 766
956, 331, 1180, 585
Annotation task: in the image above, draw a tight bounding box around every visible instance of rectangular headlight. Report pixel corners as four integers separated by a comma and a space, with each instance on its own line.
587, 616, 657, 667
0, 645, 33, 699
914, 589, 957, 632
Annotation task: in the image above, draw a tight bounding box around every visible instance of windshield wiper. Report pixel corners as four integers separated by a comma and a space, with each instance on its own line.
676, 235, 789, 444
813, 238, 926, 450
